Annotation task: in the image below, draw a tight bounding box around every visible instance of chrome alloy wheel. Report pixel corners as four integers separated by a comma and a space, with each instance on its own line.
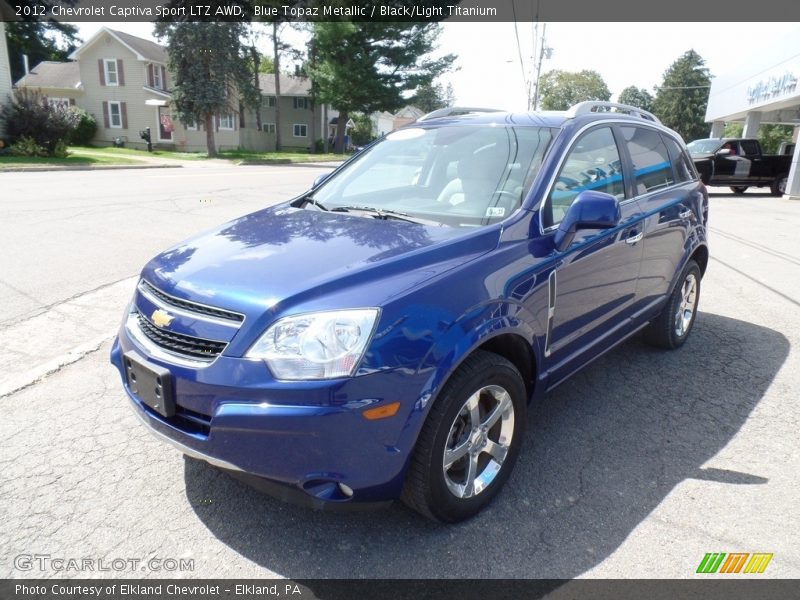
674, 272, 698, 337
442, 384, 515, 499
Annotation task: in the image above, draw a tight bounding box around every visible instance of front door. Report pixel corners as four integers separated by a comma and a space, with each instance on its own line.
537, 125, 645, 385
158, 106, 173, 141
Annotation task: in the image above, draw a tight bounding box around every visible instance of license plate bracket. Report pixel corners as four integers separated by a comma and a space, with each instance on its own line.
123, 351, 176, 418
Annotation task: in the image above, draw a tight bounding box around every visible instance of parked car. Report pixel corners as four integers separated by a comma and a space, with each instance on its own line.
111, 101, 709, 522
687, 137, 791, 195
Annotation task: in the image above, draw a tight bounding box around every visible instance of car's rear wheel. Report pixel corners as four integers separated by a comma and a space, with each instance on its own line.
730, 186, 748, 194
643, 260, 701, 349
401, 350, 526, 522
771, 174, 788, 196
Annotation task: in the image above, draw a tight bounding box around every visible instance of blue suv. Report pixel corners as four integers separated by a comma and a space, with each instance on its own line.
111, 102, 709, 522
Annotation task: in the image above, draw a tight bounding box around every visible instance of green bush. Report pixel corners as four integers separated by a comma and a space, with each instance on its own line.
0, 89, 80, 155
10, 136, 49, 157
67, 109, 97, 146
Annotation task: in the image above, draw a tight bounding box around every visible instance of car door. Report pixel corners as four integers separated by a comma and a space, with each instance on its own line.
624, 126, 701, 315
537, 125, 646, 385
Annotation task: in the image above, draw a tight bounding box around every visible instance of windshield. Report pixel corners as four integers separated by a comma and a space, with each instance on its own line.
686, 139, 722, 154
309, 125, 554, 227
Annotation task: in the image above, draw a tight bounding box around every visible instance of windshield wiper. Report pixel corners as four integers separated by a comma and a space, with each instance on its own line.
330, 205, 443, 226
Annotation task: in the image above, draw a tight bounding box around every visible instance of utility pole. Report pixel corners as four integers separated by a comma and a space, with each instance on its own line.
532, 23, 548, 111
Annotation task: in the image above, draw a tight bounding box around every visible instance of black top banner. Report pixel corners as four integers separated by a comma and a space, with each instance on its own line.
2, 0, 800, 22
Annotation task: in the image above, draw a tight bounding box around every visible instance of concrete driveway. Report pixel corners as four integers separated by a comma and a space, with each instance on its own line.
1, 175, 798, 579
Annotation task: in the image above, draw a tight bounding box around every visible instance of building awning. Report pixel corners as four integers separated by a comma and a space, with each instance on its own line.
145, 99, 167, 107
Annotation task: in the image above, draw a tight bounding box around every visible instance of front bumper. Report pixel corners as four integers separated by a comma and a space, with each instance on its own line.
110, 327, 427, 506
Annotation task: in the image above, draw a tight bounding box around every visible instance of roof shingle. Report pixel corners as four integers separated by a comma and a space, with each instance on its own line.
15, 61, 81, 90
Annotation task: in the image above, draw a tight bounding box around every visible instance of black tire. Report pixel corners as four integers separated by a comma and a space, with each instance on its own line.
730, 186, 748, 194
401, 350, 527, 522
643, 260, 701, 350
771, 174, 788, 196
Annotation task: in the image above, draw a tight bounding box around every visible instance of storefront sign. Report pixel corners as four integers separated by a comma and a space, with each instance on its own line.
747, 71, 798, 105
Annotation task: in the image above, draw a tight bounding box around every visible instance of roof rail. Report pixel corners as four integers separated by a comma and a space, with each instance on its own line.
417, 106, 504, 122
565, 101, 661, 124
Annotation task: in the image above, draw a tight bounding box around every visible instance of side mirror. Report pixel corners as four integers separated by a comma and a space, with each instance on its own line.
553, 191, 621, 252
716, 148, 731, 156
312, 171, 332, 190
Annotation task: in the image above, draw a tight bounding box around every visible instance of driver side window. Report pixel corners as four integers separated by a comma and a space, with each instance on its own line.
543, 127, 624, 229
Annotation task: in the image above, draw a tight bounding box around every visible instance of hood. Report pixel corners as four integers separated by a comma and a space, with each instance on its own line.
141, 205, 499, 321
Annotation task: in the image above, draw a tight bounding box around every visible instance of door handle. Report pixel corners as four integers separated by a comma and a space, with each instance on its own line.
679, 209, 692, 219
625, 231, 643, 245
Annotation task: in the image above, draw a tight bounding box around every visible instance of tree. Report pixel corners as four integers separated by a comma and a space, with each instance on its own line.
5, 22, 82, 83
309, 22, 455, 153
617, 86, 654, 112
757, 124, 794, 154
154, 23, 259, 157
538, 70, 611, 111
412, 81, 456, 113
652, 50, 711, 142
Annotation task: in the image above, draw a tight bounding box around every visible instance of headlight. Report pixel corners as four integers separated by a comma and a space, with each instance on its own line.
246, 309, 380, 380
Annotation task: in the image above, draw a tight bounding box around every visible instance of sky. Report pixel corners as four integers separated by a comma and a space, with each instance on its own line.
73, 21, 800, 112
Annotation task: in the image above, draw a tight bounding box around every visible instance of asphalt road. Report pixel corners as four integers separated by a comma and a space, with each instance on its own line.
1, 173, 798, 579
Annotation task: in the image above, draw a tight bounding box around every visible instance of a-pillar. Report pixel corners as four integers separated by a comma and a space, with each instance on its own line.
709, 121, 725, 138
742, 111, 762, 138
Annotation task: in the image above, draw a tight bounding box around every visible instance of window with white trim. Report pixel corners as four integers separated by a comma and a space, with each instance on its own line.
109, 101, 122, 128
265, 96, 276, 107
104, 59, 118, 86
152, 65, 162, 89
219, 113, 234, 130
262, 123, 276, 133
293, 97, 310, 110
47, 97, 70, 109
293, 123, 307, 137
185, 120, 198, 131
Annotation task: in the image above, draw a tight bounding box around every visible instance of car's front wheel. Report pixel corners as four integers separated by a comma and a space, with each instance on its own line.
643, 260, 701, 349
402, 350, 526, 522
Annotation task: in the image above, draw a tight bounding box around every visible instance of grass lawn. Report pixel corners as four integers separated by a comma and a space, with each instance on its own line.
0, 149, 143, 168
72, 146, 208, 161
217, 150, 347, 163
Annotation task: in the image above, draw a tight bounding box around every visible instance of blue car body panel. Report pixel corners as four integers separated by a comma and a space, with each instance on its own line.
111, 109, 709, 506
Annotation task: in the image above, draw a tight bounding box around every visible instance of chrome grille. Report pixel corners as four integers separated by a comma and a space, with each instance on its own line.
139, 279, 244, 323
135, 310, 226, 360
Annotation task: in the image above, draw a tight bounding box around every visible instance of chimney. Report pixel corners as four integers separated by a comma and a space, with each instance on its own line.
23, 54, 29, 75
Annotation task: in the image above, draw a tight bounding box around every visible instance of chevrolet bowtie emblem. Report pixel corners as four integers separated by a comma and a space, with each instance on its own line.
151, 309, 175, 328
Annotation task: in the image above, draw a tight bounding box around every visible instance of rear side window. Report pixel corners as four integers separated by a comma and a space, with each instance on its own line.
663, 136, 696, 183
544, 126, 624, 229
740, 140, 760, 156
621, 126, 674, 195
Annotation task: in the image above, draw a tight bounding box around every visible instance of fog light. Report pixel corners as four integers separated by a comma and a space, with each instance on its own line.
338, 483, 354, 497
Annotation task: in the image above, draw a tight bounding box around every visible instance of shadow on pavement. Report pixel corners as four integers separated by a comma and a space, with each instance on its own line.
183, 311, 788, 578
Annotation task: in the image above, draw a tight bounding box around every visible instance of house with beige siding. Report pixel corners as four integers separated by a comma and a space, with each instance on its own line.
0, 23, 13, 139
18, 27, 326, 153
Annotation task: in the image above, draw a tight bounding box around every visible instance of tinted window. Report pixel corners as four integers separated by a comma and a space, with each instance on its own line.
621, 126, 674, 195
663, 136, 695, 183
740, 140, 760, 156
544, 126, 624, 229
